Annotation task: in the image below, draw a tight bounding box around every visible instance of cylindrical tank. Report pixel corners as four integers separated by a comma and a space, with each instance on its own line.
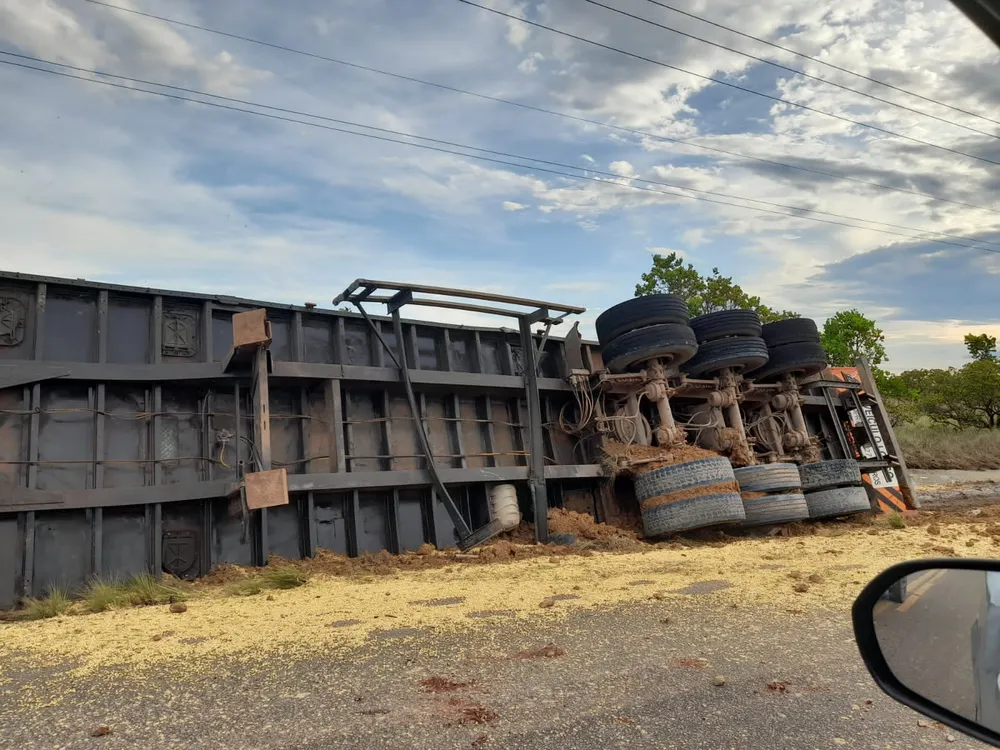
489, 484, 521, 531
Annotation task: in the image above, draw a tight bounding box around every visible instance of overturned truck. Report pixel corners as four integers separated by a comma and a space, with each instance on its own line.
0, 274, 915, 608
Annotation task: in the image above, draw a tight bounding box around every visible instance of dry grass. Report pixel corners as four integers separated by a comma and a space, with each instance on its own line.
82, 573, 187, 613
22, 588, 71, 621
897, 425, 1000, 470
224, 565, 309, 597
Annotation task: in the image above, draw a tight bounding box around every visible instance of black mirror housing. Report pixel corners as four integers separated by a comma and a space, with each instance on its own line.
854, 558, 1000, 748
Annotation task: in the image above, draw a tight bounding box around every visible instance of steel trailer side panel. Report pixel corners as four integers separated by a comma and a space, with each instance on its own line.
0, 272, 599, 606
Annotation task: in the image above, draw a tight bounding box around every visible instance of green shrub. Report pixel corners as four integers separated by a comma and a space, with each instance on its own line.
82, 573, 187, 613
223, 566, 309, 597
23, 588, 71, 620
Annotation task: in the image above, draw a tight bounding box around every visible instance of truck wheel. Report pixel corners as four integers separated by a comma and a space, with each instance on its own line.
690, 310, 763, 343
761, 318, 820, 347
741, 492, 810, 526
633, 457, 745, 537
799, 459, 863, 491
805, 486, 872, 519
602, 323, 698, 373
596, 294, 690, 346
747, 341, 827, 381
733, 463, 802, 493
680, 336, 769, 377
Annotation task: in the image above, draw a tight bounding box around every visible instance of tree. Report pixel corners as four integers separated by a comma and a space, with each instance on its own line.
904, 360, 1000, 429
965, 333, 997, 361
820, 309, 887, 367
634, 252, 798, 323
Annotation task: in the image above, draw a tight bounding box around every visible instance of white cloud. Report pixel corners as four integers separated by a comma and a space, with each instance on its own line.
681, 229, 710, 248
647, 246, 686, 259
608, 160, 635, 177
517, 52, 543, 74
0, 0, 995, 370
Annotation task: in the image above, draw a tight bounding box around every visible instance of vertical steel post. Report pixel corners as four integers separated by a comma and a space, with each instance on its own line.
252, 345, 271, 565
22, 282, 46, 597
93, 290, 108, 578
518, 316, 548, 543
324, 379, 345, 473
150, 295, 163, 576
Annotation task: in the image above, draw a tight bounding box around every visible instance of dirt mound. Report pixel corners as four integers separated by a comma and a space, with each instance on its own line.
475, 540, 552, 564
602, 440, 720, 475
547, 508, 637, 541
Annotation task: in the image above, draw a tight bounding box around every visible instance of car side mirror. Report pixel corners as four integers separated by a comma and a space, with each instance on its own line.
853, 559, 1000, 747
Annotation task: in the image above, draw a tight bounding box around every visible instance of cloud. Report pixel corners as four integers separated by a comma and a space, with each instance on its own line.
647, 246, 686, 259
0, 0, 994, 369
609, 160, 635, 177
517, 52, 543, 74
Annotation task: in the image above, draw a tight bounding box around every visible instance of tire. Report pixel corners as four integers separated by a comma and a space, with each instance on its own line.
634, 457, 745, 537
596, 294, 689, 346
690, 310, 762, 343
805, 486, 871, 519
642, 493, 748, 537
761, 318, 820, 347
680, 336, 769, 377
734, 463, 802, 493
747, 341, 827, 381
741, 492, 810, 526
602, 323, 698, 373
799, 459, 862, 491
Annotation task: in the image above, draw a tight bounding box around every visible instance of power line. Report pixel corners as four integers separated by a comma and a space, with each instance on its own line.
4, 50, 994, 251
640, 0, 1000, 129
456, 0, 1000, 168
584, 0, 1000, 141
2, 55, 997, 256
73, 0, 999, 215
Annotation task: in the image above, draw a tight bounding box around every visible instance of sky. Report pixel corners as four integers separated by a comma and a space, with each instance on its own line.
0, 0, 998, 371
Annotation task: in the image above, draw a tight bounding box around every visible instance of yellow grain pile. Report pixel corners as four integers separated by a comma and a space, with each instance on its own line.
1, 516, 994, 678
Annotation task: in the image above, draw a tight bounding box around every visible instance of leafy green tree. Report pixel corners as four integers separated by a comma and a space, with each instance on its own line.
820, 309, 887, 367
635, 252, 797, 323
965, 333, 997, 361
902, 361, 1000, 429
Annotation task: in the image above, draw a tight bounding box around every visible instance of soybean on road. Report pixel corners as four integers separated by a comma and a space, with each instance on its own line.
0, 599, 988, 749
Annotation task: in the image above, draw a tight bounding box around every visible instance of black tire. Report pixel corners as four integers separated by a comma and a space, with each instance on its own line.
596, 295, 689, 345
747, 341, 827, 381
742, 492, 810, 526
799, 459, 862, 491
733, 463, 801, 493
805, 486, 871, 519
761, 318, 820, 347
680, 336, 769, 377
690, 310, 762, 343
633, 457, 744, 536
602, 323, 698, 373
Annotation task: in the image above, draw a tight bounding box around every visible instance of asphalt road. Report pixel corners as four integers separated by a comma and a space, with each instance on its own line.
875, 568, 985, 722
0, 598, 992, 749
